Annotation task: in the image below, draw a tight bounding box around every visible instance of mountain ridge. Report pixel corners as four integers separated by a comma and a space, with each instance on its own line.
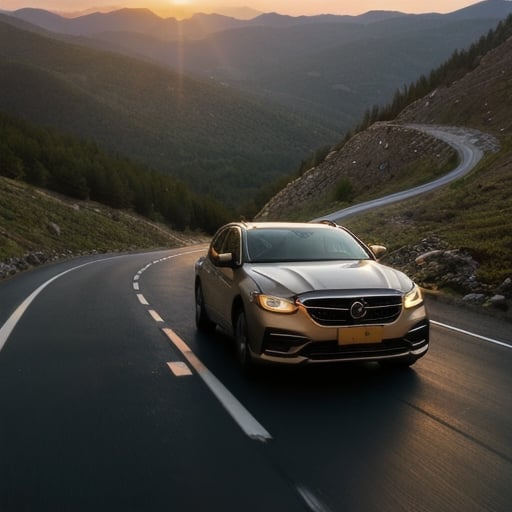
8, 1, 512, 131
0, 15, 335, 206
9, 1, 512, 40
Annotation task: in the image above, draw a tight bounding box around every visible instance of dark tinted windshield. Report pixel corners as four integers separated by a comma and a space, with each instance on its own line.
245, 227, 370, 263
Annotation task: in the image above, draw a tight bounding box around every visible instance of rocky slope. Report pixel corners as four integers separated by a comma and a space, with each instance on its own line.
256, 124, 456, 221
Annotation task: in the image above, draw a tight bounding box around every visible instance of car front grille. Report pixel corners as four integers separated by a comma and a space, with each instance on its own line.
298, 293, 403, 326
301, 339, 411, 360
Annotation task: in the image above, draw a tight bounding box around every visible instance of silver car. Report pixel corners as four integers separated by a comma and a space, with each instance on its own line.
195, 221, 429, 368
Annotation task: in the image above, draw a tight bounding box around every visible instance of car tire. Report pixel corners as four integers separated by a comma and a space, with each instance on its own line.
234, 308, 252, 370
195, 281, 215, 332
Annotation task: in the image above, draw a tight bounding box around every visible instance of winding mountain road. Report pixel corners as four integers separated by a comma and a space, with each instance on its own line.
0, 246, 511, 511
0, 125, 511, 511
316, 123, 500, 222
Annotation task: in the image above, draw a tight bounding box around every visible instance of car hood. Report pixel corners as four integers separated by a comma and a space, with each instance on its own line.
246, 260, 413, 296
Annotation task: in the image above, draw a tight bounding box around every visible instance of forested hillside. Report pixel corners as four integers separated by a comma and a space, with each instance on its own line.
0, 112, 229, 232
0, 16, 335, 208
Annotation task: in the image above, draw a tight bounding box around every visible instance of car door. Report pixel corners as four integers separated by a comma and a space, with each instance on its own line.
201, 226, 241, 331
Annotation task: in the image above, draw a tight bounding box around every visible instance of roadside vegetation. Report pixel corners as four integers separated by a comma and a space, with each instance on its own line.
346, 136, 512, 288
0, 176, 201, 263
0, 112, 230, 233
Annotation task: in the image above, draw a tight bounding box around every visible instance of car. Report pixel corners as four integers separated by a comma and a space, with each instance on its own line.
194, 221, 429, 369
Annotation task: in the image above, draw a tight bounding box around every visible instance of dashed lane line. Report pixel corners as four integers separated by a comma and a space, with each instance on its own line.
137, 294, 149, 305
148, 309, 164, 323
162, 326, 272, 442
132, 248, 272, 442
167, 361, 193, 377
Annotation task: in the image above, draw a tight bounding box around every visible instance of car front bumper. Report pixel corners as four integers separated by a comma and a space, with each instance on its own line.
245, 302, 429, 365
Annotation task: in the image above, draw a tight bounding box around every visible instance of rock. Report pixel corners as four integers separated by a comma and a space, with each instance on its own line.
415, 250, 444, 265
47, 222, 61, 237
487, 294, 508, 311
26, 253, 41, 266
496, 277, 512, 297
385, 236, 484, 295
462, 293, 486, 304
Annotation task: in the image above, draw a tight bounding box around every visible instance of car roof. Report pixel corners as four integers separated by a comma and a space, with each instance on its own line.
230, 221, 339, 231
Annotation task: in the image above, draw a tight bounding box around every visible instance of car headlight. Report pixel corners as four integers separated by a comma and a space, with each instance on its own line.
404, 284, 424, 309
253, 293, 298, 314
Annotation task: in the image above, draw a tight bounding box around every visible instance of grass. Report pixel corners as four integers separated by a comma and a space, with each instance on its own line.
0, 177, 201, 263
344, 146, 512, 288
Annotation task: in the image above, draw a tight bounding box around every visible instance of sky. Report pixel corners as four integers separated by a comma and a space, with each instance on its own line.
0, 1, 488, 18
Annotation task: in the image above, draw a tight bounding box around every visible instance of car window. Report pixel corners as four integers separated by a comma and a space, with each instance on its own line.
221, 228, 241, 264
209, 228, 229, 261
246, 228, 370, 262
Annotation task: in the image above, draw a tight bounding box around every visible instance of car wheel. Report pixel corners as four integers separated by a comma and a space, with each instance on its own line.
195, 282, 215, 332
235, 309, 252, 370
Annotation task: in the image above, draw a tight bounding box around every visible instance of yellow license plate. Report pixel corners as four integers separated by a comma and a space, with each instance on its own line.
338, 326, 383, 345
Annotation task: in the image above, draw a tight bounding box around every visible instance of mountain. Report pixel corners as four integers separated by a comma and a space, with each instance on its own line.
0, 16, 335, 207
256, 13, 512, 296
446, 0, 512, 18
9, 1, 512, 132
213, 7, 261, 20
9, 7, 236, 40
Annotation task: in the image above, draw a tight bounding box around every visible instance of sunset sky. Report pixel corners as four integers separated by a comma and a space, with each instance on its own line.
0, 1, 488, 17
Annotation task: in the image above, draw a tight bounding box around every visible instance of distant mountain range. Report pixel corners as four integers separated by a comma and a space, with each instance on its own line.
0, 14, 337, 207
5, 0, 512, 132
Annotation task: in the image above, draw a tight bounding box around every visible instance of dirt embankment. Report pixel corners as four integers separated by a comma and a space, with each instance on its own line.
256, 123, 456, 221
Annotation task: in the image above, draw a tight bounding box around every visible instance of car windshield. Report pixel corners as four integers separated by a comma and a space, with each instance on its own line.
245, 227, 371, 263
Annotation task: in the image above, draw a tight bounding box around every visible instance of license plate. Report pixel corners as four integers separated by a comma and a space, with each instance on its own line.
338, 326, 383, 345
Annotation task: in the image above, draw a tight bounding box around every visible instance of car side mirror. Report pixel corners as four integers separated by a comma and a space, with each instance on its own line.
214, 252, 236, 267
369, 245, 387, 259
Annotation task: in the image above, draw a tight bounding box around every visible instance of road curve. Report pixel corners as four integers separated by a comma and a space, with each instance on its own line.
1, 247, 512, 511
315, 124, 499, 222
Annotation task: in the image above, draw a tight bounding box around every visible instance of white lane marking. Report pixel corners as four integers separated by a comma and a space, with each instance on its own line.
133, 282, 140, 291
137, 294, 149, 305
148, 309, 164, 323
0, 257, 123, 352
162, 327, 272, 442
296, 485, 332, 512
431, 320, 512, 349
167, 361, 193, 377
133, 274, 140, 281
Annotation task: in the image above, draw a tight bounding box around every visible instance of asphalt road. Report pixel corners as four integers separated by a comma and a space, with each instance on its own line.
1, 248, 511, 511
315, 124, 499, 222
